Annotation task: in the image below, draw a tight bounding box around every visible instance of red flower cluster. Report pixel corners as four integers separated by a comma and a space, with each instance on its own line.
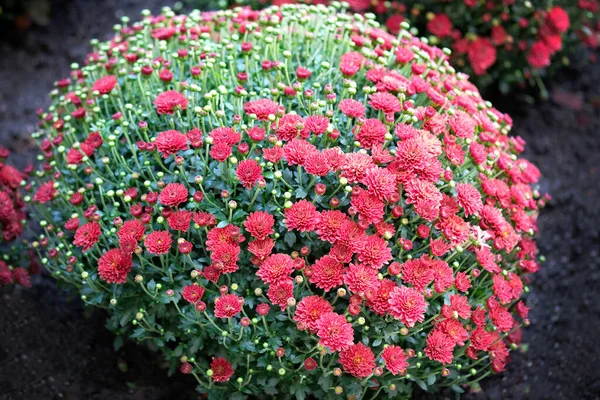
30, 5, 547, 398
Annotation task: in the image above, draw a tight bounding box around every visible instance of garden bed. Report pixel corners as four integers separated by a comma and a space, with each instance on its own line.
0, 0, 599, 399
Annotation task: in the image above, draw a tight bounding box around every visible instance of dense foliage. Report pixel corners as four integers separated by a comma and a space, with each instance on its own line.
29, 4, 547, 398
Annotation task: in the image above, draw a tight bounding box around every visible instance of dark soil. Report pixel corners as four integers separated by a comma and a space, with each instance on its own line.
1, 1, 599, 399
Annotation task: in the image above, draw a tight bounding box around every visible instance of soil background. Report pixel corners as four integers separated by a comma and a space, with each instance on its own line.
0, 1, 599, 399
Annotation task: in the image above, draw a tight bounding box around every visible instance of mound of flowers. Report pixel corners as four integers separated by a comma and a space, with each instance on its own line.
29, 4, 547, 398
0, 148, 37, 288
198, 0, 599, 95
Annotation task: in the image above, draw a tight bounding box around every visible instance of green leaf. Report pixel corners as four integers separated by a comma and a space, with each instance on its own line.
217, 220, 230, 228
147, 279, 156, 292
229, 393, 246, 400
416, 379, 428, 392
291, 383, 308, 400
318, 374, 333, 391
294, 187, 307, 199
113, 336, 123, 351
427, 373, 436, 386
284, 232, 296, 247
263, 378, 279, 395
450, 384, 465, 394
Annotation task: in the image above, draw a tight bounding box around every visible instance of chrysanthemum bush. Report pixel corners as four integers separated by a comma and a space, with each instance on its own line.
0, 148, 38, 288
195, 0, 599, 95
28, 4, 548, 398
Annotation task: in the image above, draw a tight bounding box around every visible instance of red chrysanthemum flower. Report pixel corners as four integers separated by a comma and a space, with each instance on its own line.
257, 253, 294, 285
243, 98, 279, 121
339, 98, 366, 118
0, 261, 13, 285
236, 159, 263, 189
186, 127, 203, 147
154, 90, 188, 115
64, 217, 79, 231
340, 152, 376, 183
117, 219, 146, 242
304, 152, 330, 176
214, 294, 244, 318
209, 142, 232, 162
404, 179, 443, 221
34, 181, 57, 204
425, 330, 455, 364
355, 118, 387, 149
303, 115, 329, 136
316, 311, 354, 352
247, 126, 266, 141
427, 14, 452, 38
144, 230, 172, 255
205, 225, 244, 251
310, 255, 344, 292
244, 211, 274, 240
401, 258, 434, 292
294, 295, 334, 333
167, 210, 193, 232
351, 188, 385, 225
468, 38, 497, 76
446, 294, 472, 320
356, 235, 392, 269
155, 130, 188, 158
209, 127, 241, 146
338, 343, 376, 378
388, 286, 427, 327
267, 279, 294, 310
436, 215, 470, 248
369, 92, 401, 114
432, 259, 454, 293
365, 279, 396, 315
283, 139, 317, 166
284, 200, 320, 232
210, 357, 234, 382
276, 113, 303, 141
343, 263, 379, 295
211, 242, 240, 274
182, 283, 205, 304
361, 167, 397, 203
449, 110, 476, 139
159, 183, 188, 207
0, 164, 23, 189
527, 41, 551, 68
546, 6, 570, 33
73, 221, 101, 252
382, 345, 409, 375
304, 358, 318, 371
92, 75, 117, 94
456, 183, 483, 216
262, 146, 284, 163
487, 298, 515, 332
11, 267, 31, 288
315, 210, 350, 243
340, 51, 364, 77
435, 318, 468, 346
66, 148, 84, 164
97, 248, 133, 284
193, 211, 216, 227
248, 237, 275, 260
119, 234, 137, 254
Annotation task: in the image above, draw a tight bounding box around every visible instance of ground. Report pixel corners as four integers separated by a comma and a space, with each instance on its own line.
0, 1, 599, 399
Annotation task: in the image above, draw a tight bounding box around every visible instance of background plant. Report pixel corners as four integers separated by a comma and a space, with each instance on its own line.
29, 4, 546, 399
186, 0, 599, 97
0, 148, 38, 288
